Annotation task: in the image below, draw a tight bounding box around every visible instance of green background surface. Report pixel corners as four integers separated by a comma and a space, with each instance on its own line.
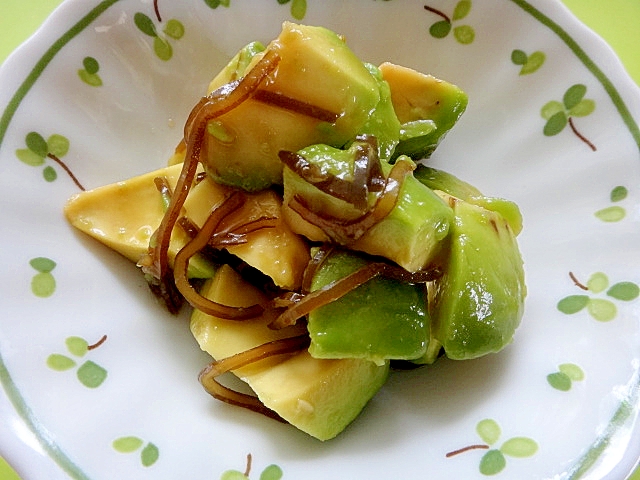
0, 1, 639, 479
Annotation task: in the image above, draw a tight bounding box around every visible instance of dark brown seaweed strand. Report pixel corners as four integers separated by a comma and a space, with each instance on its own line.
151, 50, 282, 313
287, 157, 413, 244
423, 5, 451, 23
568, 117, 597, 151
87, 334, 107, 350
445, 444, 490, 458
173, 193, 265, 320
301, 245, 334, 293
198, 335, 310, 421
569, 271, 589, 290
252, 90, 340, 123
47, 153, 85, 191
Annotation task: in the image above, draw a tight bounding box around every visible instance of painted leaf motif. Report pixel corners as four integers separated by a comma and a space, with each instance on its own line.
154, 36, 173, 61
31, 272, 55, 297
65, 336, 88, 357
164, 19, 185, 40
290, 0, 307, 20
260, 465, 284, 480
78, 70, 103, 86
543, 111, 567, 136
453, 25, 475, 44
25, 132, 48, 157
43, 166, 57, 182
29, 257, 56, 273
569, 99, 595, 117
519, 51, 545, 75
430, 20, 451, 38
16, 148, 44, 166
141, 442, 159, 467
479, 449, 506, 475
557, 295, 589, 314
77, 360, 107, 388
113, 436, 144, 453
511, 49, 527, 65
452, 0, 472, 20
595, 206, 625, 222
46, 354, 76, 371
205, 0, 230, 7
607, 282, 640, 301
587, 272, 608, 294
476, 419, 501, 445
559, 363, 585, 381
547, 372, 572, 391
82, 56, 99, 74
220, 471, 248, 480
610, 186, 628, 202
587, 298, 616, 322
47, 134, 69, 157
541, 100, 564, 120
563, 84, 587, 110
134, 12, 157, 37
500, 437, 538, 458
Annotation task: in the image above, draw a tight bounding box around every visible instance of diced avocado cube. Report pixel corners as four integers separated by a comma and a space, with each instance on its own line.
202, 22, 383, 191
282, 143, 453, 272
307, 250, 430, 365
379, 62, 467, 160
64, 163, 215, 279
430, 194, 526, 360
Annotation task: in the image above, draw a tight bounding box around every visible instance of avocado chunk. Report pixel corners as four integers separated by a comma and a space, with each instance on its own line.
64, 161, 310, 289
379, 62, 468, 160
307, 249, 430, 365
282, 142, 453, 272
64, 163, 215, 279
430, 194, 526, 360
191, 265, 389, 441
201, 22, 384, 191
184, 176, 310, 291
414, 165, 523, 235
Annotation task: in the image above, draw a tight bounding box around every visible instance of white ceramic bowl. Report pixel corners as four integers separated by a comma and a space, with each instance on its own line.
1, 1, 640, 478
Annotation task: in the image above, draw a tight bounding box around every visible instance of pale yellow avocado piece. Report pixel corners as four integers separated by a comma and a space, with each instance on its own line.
191, 265, 308, 377
64, 156, 310, 289
64, 163, 215, 278
191, 265, 389, 441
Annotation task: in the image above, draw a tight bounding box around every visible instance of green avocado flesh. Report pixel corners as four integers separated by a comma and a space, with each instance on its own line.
430, 194, 526, 360
308, 250, 430, 364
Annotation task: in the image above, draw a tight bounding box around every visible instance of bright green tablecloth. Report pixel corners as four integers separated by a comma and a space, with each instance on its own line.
0, 1, 639, 479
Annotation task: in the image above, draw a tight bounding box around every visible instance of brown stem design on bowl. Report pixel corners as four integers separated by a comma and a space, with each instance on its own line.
424, 5, 451, 23
47, 153, 85, 191
568, 117, 597, 151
